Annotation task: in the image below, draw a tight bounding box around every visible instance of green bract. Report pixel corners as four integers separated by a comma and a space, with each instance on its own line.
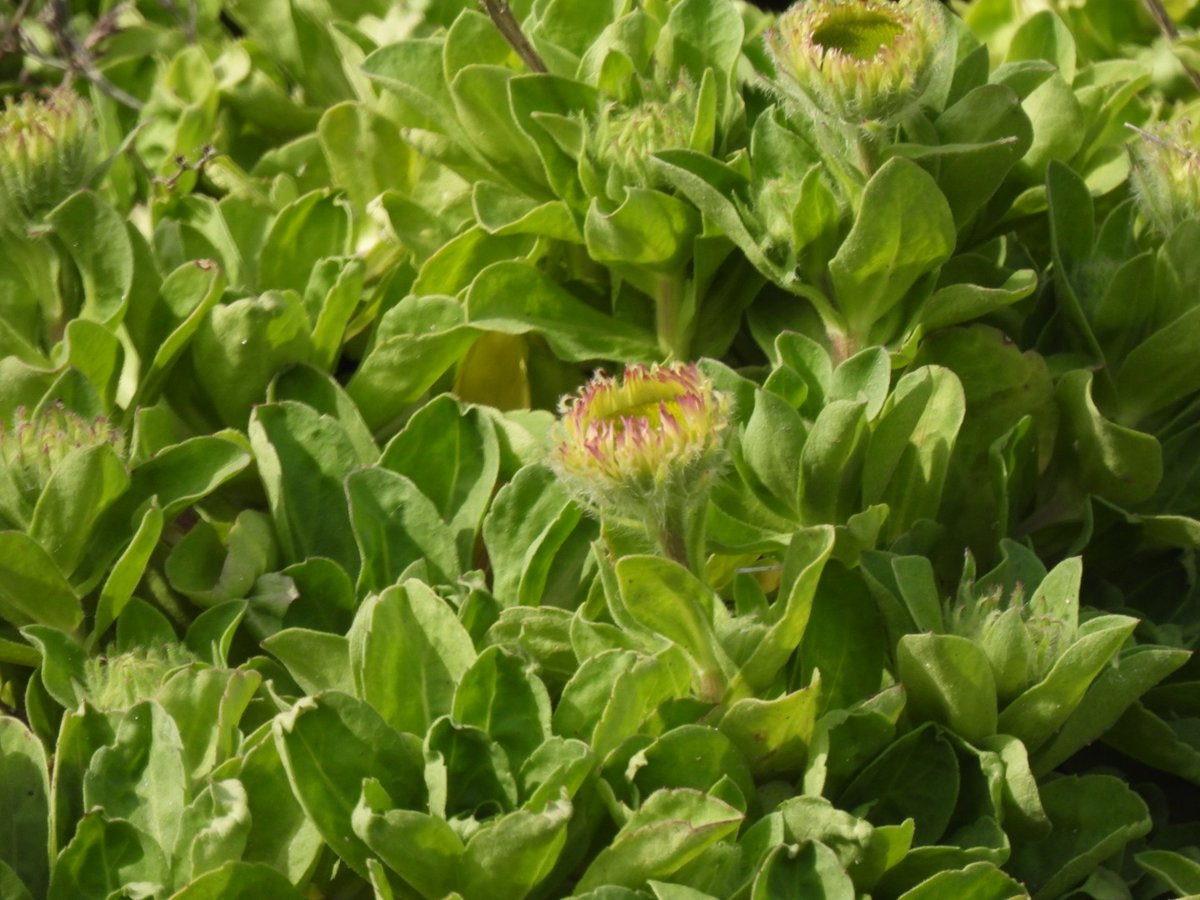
1129, 118, 1200, 236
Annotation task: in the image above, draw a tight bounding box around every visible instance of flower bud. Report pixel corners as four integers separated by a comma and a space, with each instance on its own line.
82, 645, 197, 712
1129, 119, 1200, 236
0, 403, 123, 504
592, 86, 694, 195
0, 88, 99, 230
766, 0, 946, 126
552, 363, 731, 564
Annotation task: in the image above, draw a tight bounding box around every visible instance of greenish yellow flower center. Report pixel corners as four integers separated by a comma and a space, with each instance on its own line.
811, 10, 904, 61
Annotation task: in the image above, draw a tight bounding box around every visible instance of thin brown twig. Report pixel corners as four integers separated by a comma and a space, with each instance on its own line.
478, 0, 547, 73
1142, 0, 1200, 93
36, 0, 143, 109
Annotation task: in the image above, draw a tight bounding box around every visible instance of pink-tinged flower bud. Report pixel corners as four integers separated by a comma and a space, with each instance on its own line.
766, 0, 946, 126
1129, 120, 1200, 237
0, 403, 123, 504
552, 363, 731, 567
0, 88, 98, 230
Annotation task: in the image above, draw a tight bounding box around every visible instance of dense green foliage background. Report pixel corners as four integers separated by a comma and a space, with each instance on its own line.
1, 0, 1200, 897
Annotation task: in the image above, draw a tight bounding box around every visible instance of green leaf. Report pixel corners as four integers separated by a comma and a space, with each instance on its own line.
734, 526, 835, 694
584, 189, 701, 272
348, 581, 475, 738
1009, 774, 1150, 899
1136, 850, 1200, 897
425, 716, 519, 817
467, 261, 659, 362
0, 532, 81, 631
863, 366, 965, 542
91, 503, 164, 645
134, 260, 226, 404
751, 841, 855, 900
30, 444, 129, 578
837, 725, 959, 846
381, 396, 501, 567
47, 192, 133, 327
1117, 305, 1200, 425
897, 861, 1026, 899
453, 646, 552, 772
47, 812, 168, 900
574, 789, 743, 893
262, 629, 353, 695
346, 297, 479, 432
172, 779, 251, 886
157, 667, 260, 782
616, 556, 735, 703
483, 465, 584, 609
60, 319, 123, 413
167, 861, 308, 899
717, 681, 820, 777
226, 727, 322, 882
192, 290, 313, 427
998, 615, 1137, 752
22, 625, 86, 709
258, 191, 351, 293
829, 159, 955, 344
799, 401, 869, 525
353, 787, 464, 898
346, 467, 460, 590
930, 84, 1033, 228
460, 800, 574, 898
1031, 644, 1189, 774
799, 561, 889, 714
899, 635, 998, 744
248, 402, 360, 575
128, 433, 252, 521
629, 725, 756, 804
83, 701, 188, 855
0, 717, 50, 899
274, 691, 425, 878
48, 704, 116, 858
737, 388, 807, 520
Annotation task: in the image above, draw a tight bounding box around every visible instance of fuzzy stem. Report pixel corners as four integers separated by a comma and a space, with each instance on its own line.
654, 271, 689, 361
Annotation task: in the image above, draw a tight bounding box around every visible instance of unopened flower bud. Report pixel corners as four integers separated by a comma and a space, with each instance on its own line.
0, 403, 123, 503
766, 0, 946, 126
552, 363, 731, 567
0, 88, 98, 230
593, 86, 695, 195
82, 645, 197, 712
1129, 120, 1200, 236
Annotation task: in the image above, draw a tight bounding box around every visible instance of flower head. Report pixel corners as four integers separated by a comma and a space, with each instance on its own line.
552, 363, 731, 526
0, 88, 98, 230
766, 0, 946, 125
1129, 120, 1200, 237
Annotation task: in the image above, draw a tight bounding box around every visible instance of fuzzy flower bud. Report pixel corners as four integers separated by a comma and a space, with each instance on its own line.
82, 645, 198, 712
593, 86, 695, 196
0, 403, 123, 504
766, 0, 946, 126
0, 88, 99, 230
552, 363, 731, 567
1129, 120, 1200, 237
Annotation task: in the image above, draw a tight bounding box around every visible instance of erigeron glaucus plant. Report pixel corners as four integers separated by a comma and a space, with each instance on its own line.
552, 362, 731, 571
588, 83, 697, 202
0, 88, 98, 230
